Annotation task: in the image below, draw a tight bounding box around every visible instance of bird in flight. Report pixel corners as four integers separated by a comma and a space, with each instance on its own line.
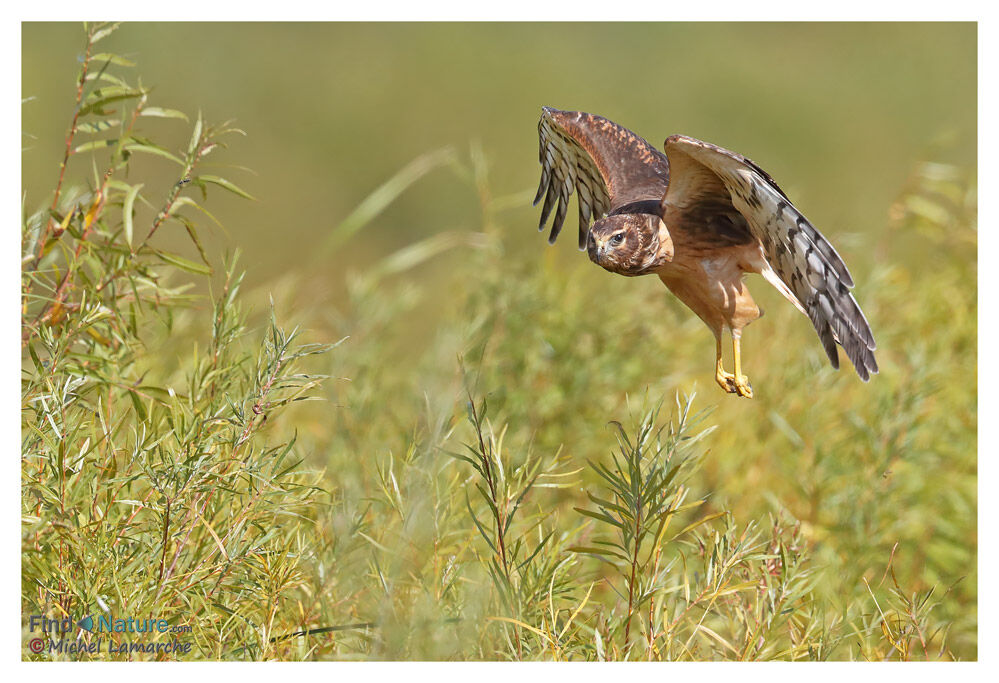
534, 107, 877, 397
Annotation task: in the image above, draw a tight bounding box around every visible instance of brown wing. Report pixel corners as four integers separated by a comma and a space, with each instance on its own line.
535, 107, 669, 249
662, 135, 878, 380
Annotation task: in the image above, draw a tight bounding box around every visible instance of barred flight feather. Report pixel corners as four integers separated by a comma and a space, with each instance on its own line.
663, 136, 878, 380
535, 107, 666, 249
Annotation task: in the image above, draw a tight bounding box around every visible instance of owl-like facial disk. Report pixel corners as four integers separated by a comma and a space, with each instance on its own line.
587, 213, 673, 276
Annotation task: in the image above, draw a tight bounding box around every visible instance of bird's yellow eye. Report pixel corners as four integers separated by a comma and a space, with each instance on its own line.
610, 233, 625, 245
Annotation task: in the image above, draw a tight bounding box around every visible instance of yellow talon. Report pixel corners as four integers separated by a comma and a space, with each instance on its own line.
731, 335, 753, 398
715, 335, 754, 398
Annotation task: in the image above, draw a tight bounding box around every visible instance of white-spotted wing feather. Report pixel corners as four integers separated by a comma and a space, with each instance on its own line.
663, 136, 878, 380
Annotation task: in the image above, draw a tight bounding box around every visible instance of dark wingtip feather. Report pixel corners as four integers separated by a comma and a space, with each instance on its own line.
538, 181, 558, 229
854, 360, 870, 382
858, 346, 879, 380
533, 175, 547, 207
827, 345, 841, 370
807, 303, 840, 370
553, 192, 569, 238
822, 297, 879, 381
837, 326, 880, 382
547, 192, 566, 244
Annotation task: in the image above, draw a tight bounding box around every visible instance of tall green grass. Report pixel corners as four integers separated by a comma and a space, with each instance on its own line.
22, 23, 976, 660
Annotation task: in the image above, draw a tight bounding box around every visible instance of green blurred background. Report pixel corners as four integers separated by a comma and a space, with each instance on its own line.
22, 22, 978, 659
23, 22, 975, 285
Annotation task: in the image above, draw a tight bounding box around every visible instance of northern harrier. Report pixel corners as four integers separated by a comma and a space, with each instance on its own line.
534, 107, 877, 397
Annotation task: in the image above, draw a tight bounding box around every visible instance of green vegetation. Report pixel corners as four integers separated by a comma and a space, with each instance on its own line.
22, 23, 976, 660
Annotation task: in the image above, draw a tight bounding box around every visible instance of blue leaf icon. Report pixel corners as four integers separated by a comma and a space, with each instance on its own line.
77, 615, 94, 632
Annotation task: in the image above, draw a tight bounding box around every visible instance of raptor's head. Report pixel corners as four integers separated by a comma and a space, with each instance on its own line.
586, 213, 674, 276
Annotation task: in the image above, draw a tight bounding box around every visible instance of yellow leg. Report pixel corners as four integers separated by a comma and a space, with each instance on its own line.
714, 335, 737, 394
731, 334, 753, 398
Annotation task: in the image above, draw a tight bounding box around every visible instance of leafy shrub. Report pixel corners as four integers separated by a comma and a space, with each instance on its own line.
22, 23, 331, 660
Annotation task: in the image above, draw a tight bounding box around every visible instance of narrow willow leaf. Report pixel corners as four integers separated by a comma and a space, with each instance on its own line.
673, 498, 707, 513
122, 183, 142, 247
441, 449, 483, 476
194, 508, 229, 561
515, 530, 554, 571
141, 107, 189, 121
154, 249, 212, 275
586, 492, 631, 517
27, 342, 44, 373
126, 387, 147, 421
671, 510, 727, 541
568, 545, 628, 560
214, 121, 247, 137
171, 196, 224, 229
75, 138, 119, 153
123, 142, 184, 166
57, 206, 77, 234
78, 87, 145, 117
504, 471, 540, 536
84, 326, 112, 346
485, 617, 555, 646
711, 581, 758, 598
194, 175, 255, 200
474, 482, 500, 521
695, 624, 740, 656
188, 114, 203, 157
465, 495, 496, 555
175, 217, 211, 268
84, 71, 128, 87
77, 120, 119, 134
91, 52, 135, 67
573, 506, 623, 529
90, 22, 120, 43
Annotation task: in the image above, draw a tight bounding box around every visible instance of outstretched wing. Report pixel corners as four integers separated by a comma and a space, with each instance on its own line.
535, 107, 669, 249
662, 135, 878, 380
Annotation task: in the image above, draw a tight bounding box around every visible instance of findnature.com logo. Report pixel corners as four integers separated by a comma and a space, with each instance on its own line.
26, 614, 193, 657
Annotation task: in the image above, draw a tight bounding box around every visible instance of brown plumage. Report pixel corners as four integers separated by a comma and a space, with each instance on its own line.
534, 106, 877, 397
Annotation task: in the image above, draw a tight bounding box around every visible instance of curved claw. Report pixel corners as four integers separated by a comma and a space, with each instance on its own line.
733, 375, 753, 399
716, 369, 738, 394
716, 370, 753, 399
